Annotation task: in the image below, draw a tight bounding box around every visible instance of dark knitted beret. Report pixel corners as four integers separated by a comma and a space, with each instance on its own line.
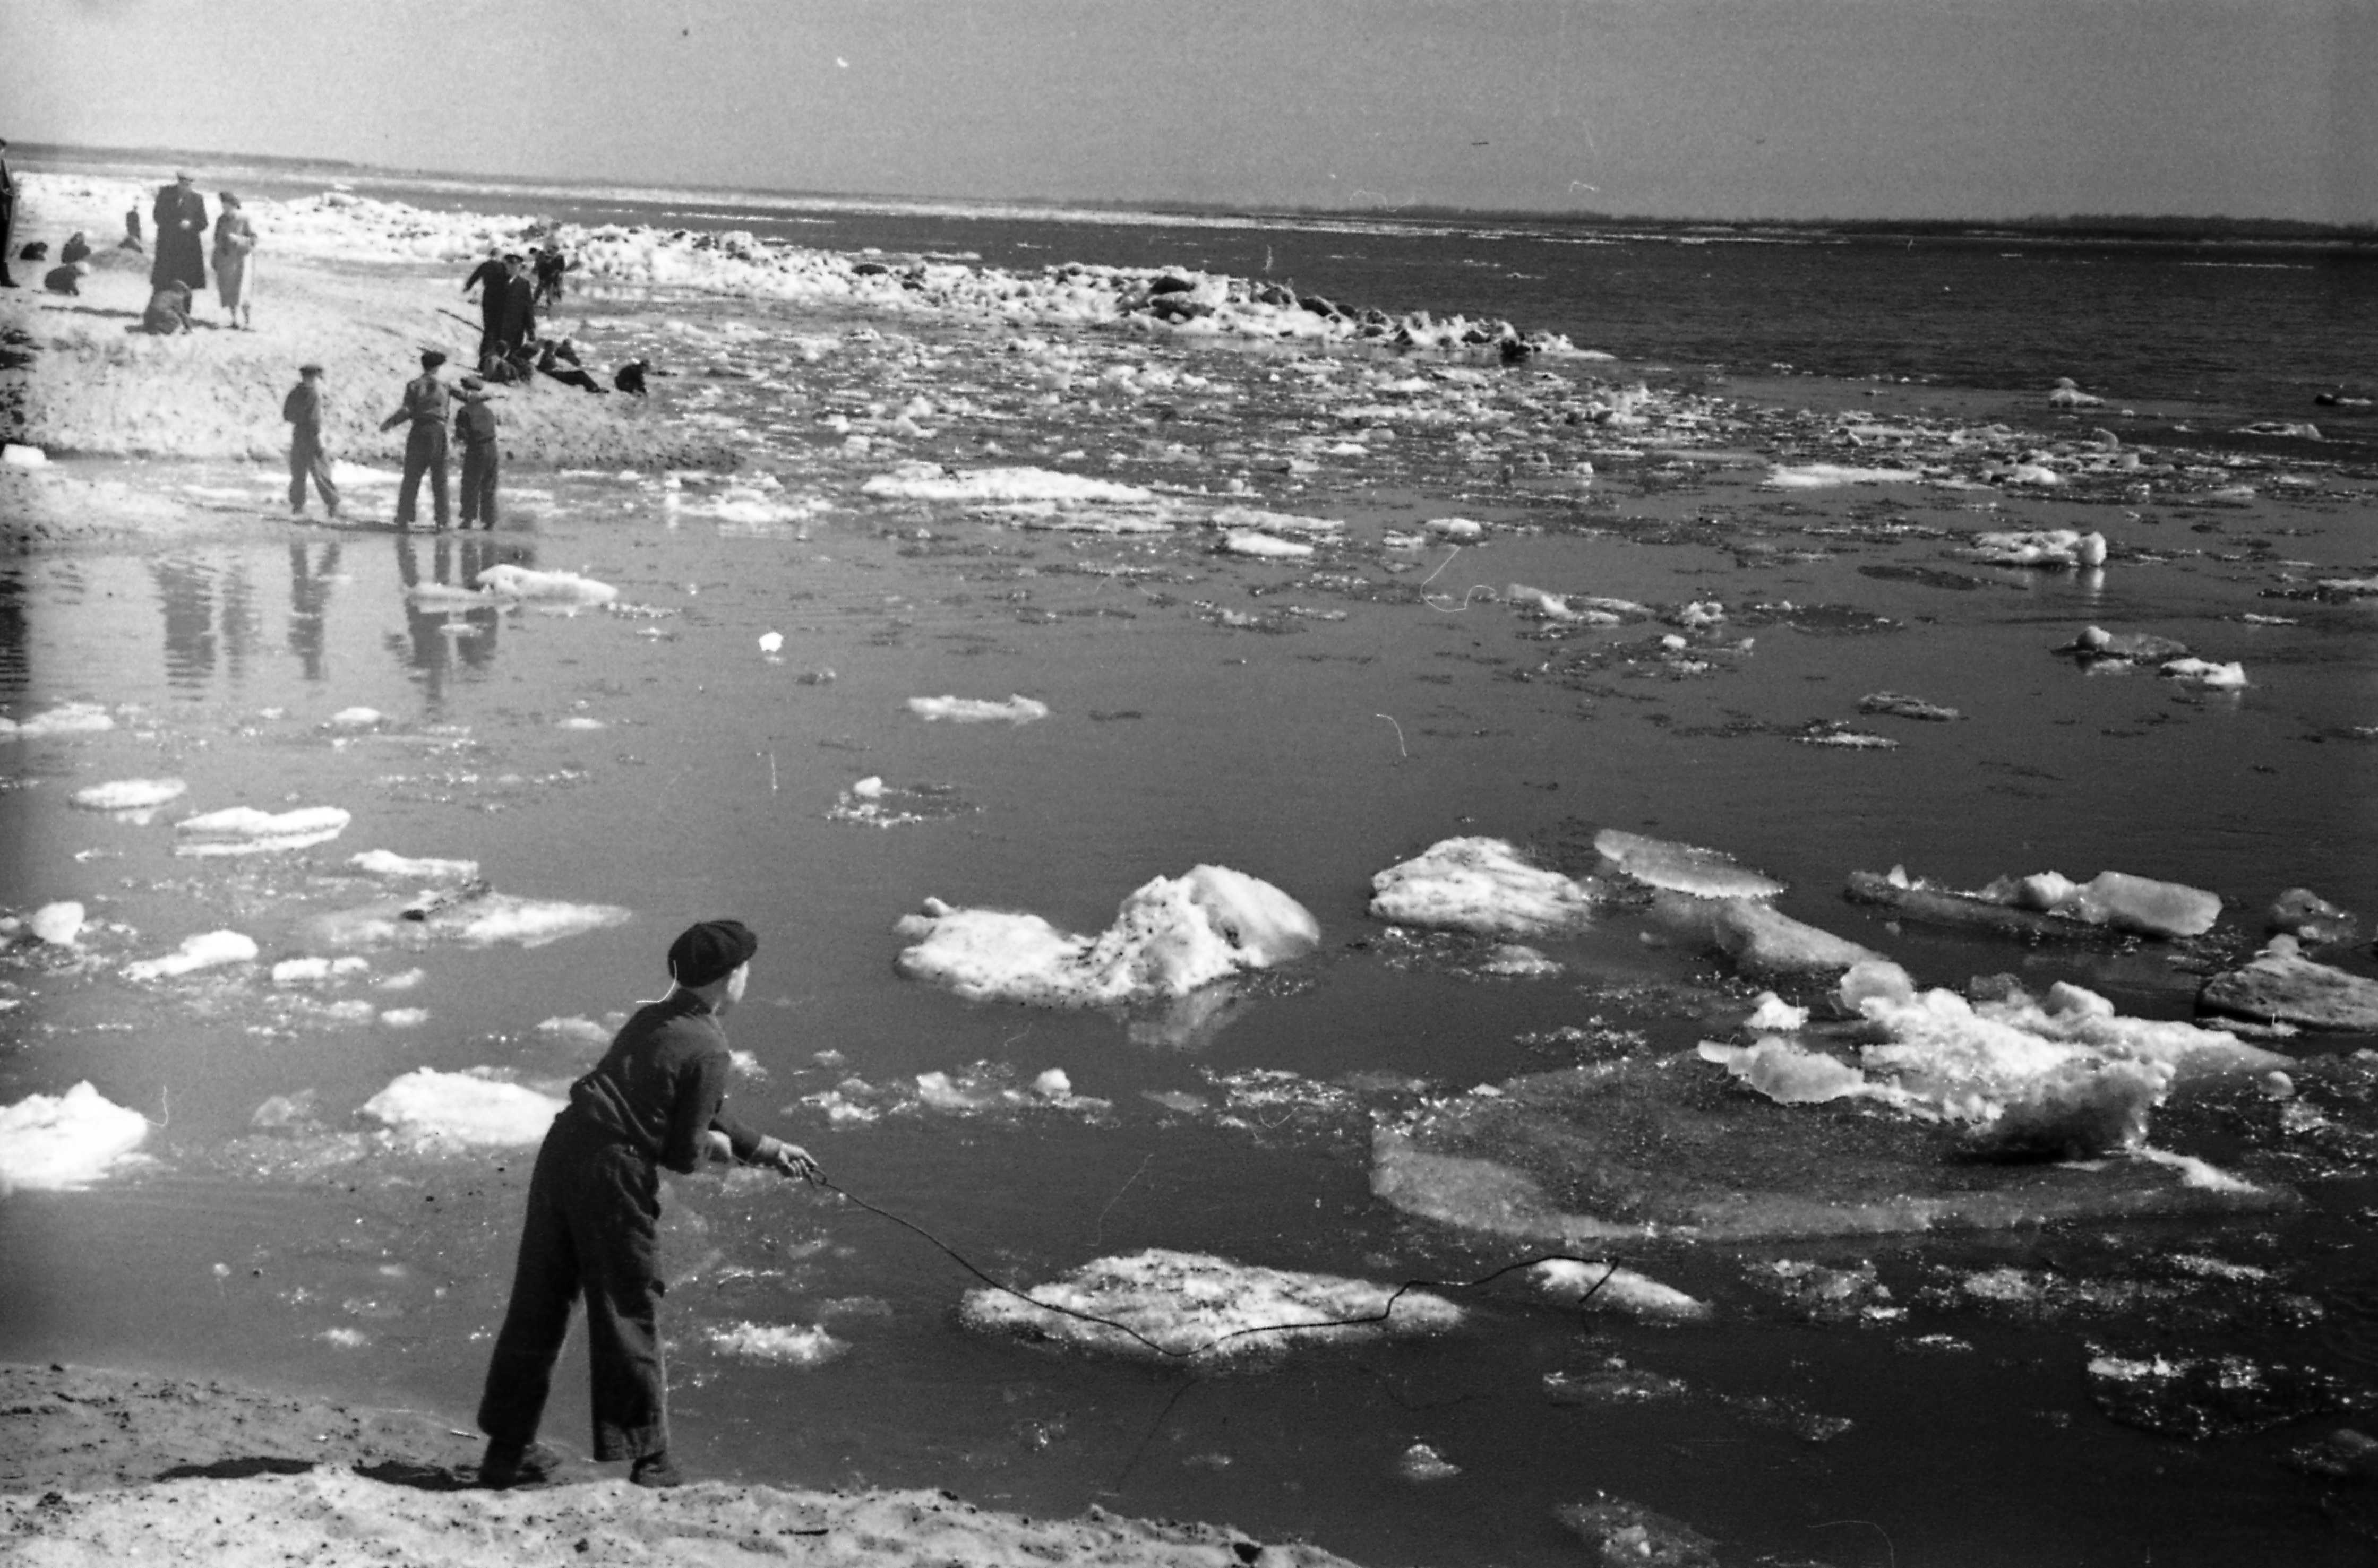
668, 919, 758, 988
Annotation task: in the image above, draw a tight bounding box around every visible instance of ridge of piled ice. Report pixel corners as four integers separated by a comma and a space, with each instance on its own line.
0, 1083, 150, 1193
358, 1068, 564, 1146
1368, 838, 1598, 936
70, 778, 186, 813
906, 694, 1050, 725
1594, 829, 1786, 900
123, 929, 258, 981
895, 865, 1319, 1006
0, 703, 114, 739
1694, 959, 2294, 1160
959, 1247, 1462, 1359
174, 805, 351, 856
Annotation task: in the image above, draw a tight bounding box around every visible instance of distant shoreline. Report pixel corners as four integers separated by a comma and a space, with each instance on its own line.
18, 140, 2376, 250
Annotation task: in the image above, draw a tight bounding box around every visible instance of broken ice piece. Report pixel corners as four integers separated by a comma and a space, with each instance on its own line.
28, 901, 84, 946
1368, 838, 1598, 936
1857, 692, 1962, 722
1593, 829, 1784, 900
758, 631, 785, 654
1532, 1258, 1711, 1321
175, 805, 351, 856
358, 1067, 564, 1147
906, 694, 1049, 724
0, 1082, 150, 1191
123, 929, 257, 981
1394, 1443, 1460, 1482
70, 778, 187, 812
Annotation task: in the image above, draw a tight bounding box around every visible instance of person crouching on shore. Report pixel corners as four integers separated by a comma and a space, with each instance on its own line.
474, 920, 819, 1491
284, 363, 341, 519
141, 279, 193, 334
379, 349, 453, 530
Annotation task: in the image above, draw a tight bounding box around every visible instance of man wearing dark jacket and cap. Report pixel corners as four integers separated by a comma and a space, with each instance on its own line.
380, 349, 454, 529
150, 171, 208, 296
476, 920, 818, 1491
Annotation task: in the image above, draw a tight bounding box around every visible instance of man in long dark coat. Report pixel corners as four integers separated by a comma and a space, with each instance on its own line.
497, 253, 537, 357
150, 171, 208, 295
462, 252, 510, 365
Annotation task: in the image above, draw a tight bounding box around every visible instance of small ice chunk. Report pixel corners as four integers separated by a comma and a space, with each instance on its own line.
474, 564, 619, 605
536, 1015, 613, 1047
71, 778, 186, 812
1368, 838, 1597, 936
1222, 530, 1314, 559
1743, 992, 1809, 1032
0, 703, 115, 739
28, 901, 85, 946
124, 929, 258, 981
175, 805, 351, 856
377, 1007, 429, 1028
349, 849, 480, 882
328, 707, 384, 728
1533, 1257, 1711, 1320
0, 1082, 149, 1192
1034, 1068, 1073, 1098
852, 776, 886, 798
2160, 658, 2247, 689
906, 694, 1050, 724
358, 1068, 564, 1146
1970, 529, 2106, 568
1698, 1038, 1875, 1105
1, 443, 48, 468
960, 1247, 1461, 1360
1594, 829, 1785, 900
1424, 517, 1485, 538
758, 631, 785, 654
1396, 1443, 1460, 1482
707, 1322, 848, 1366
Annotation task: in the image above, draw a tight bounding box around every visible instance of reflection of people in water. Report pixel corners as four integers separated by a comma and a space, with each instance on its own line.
288, 540, 342, 683
151, 558, 260, 690
388, 530, 523, 706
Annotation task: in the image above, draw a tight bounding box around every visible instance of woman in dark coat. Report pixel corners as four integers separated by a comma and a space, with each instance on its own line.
150, 172, 208, 295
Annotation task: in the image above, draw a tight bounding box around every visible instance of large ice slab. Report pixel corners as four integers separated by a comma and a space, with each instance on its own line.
1368, 838, 1598, 936
358, 1068, 564, 1147
0, 1082, 150, 1192
174, 805, 351, 857
1594, 830, 1785, 900
960, 1247, 1461, 1360
304, 887, 630, 951
895, 865, 1319, 1006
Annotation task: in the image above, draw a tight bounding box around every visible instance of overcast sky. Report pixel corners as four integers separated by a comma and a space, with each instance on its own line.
8, 0, 2373, 221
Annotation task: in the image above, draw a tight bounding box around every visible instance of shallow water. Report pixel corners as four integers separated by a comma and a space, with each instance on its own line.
7, 292, 2378, 1564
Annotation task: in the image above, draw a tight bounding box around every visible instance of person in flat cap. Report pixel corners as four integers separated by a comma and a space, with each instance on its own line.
281, 362, 340, 518
475, 919, 817, 1492
379, 349, 453, 529
452, 373, 502, 529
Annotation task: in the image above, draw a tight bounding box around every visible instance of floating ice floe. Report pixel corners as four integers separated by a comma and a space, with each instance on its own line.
0, 1082, 150, 1193
271, 955, 371, 987
861, 462, 1154, 505
1845, 864, 2220, 941
174, 805, 351, 857
2199, 935, 2378, 1032
358, 1067, 564, 1146
306, 889, 630, 951
70, 778, 186, 815
959, 1248, 1462, 1360
1221, 531, 1313, 560
1655, 894, 1883, 976
706, 1322, 848, 1366
1208, 504, 1343, 537
1504, 584, 1632, 625
0, 703, 114, 739
28, 902, 85, 946
1858, 692, 1962, 722
476, 564, 620, 606
349, 849, 482, 882
828, 776, 976, 829
1766, 462, 1929, 488
327, 707, 384, 728
1395, 1443, 1460, 1483
1698, 959, 2290, 1155
123, 929, 258, 981
2064, 625, 2191, 664
1424, 516, 1486, 539
1532, 1259, 1710, 1321
2160, 657, 2248, 689
906, 694, 1049, 725
1968, 529, 2107, 568
1594, 829, 1784, 900
1368, 838, 1598, 937
2048, 378, 2104, 408
895, 864, 1319, 1006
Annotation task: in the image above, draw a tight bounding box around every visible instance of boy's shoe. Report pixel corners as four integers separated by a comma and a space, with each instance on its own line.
629, 1451, 685, 1489
479, 1438, 565, 1488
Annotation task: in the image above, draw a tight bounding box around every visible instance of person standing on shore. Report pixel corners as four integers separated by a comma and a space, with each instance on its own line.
463, 251, 510, 365
150, 172, 208, 299
379, 350, 453, 530
498, 252, 537, 358
282, 363, 341, 519
0, 139, 19, 289
475, 920, 818, 1491
453, 374, 501, 529
211, 193, 256, 329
